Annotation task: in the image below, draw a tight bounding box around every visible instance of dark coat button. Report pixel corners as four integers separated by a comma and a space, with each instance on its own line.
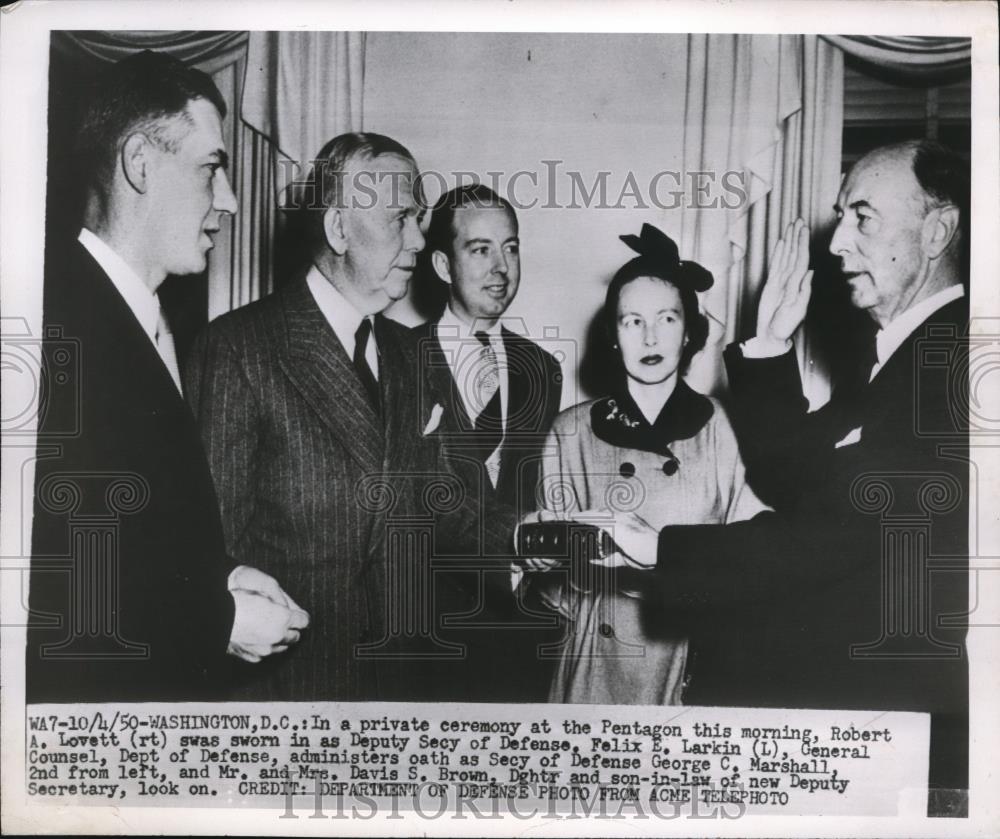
599, 623, 614, 638
619, 462, 635, 478
662, 458, 679, 476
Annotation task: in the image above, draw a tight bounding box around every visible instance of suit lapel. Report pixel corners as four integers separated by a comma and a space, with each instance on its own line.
71, 242, 195, 428
279, 279, 384, 475
424, 323, 475, 433
378, 316, 416, 469
835, 295, 967, 444
502, 328, 531, 434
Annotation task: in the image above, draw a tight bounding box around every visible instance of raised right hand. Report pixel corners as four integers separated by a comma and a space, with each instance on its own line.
756, 219, 814, 346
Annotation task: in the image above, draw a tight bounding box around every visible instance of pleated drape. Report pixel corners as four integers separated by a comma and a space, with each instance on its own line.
677, 35, 843, 406
822, 35, 971, 83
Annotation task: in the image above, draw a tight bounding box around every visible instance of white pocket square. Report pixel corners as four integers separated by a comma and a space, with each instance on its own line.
422, 403, 444, 436
835, 426, 862, 449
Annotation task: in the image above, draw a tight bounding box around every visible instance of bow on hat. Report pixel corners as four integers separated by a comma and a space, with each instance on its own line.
619, 223, 714, 293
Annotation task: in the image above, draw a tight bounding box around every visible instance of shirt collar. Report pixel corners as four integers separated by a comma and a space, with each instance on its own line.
439, 304, 503, 338
875, 284, 964, 369
78, 228, 159, 344
306, 264, 369, 357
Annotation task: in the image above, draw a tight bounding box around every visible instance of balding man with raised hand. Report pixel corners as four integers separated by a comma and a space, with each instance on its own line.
572, 141, 970, 807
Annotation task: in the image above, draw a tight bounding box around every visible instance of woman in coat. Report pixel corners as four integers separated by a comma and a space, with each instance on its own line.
526, 223, 768, 705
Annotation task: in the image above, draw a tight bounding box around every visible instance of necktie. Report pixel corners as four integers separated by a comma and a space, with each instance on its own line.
835, 321, 878, 446
354, 317, 380, 412
155, 300, 183, 395
861, 322, 880, 384
473, 331, 503, 482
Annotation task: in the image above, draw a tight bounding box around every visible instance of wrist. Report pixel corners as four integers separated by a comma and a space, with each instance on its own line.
742, 335, 793, 358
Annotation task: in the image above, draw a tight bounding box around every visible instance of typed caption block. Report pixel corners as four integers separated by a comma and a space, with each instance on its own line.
25, 702, 929, 819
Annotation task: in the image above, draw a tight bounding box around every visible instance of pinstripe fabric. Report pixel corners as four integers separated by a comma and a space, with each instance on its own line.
186, 277, 516, 700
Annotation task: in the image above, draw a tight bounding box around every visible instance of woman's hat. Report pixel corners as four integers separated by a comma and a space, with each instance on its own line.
617, 223, 713, 292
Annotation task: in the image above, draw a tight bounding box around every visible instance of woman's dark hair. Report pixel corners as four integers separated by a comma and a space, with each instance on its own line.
602, 224, 712, 377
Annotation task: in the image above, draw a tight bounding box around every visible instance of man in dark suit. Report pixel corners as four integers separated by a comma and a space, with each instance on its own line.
28, 51, 307, 703
570, 141, 969, 805
413, 184, 563, 701
187, 135, 518, 701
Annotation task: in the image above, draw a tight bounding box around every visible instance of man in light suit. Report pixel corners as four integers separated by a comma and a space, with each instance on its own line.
187, 134, 518, 701
28, 51, 306, 702
577, 141, 969, 807
413, 184, 563, 700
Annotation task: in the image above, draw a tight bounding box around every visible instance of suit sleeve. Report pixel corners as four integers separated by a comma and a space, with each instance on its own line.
650, 504, 880, 611
723, 342, 828, 508
184, 326, 262, 562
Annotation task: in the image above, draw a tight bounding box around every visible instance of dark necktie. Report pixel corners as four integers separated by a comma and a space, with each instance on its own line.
473, 331, 503, 467
860, 321, 880, 384
838, 321, 879, 433
354, 317, 380, 412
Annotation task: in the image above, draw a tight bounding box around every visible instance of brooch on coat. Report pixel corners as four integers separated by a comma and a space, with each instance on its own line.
604, 398, 641, 430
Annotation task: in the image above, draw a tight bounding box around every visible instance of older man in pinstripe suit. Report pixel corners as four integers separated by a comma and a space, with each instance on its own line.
186, 133, 517, 700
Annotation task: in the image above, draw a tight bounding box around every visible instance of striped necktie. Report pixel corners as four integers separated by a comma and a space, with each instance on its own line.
473, 331, 503, 481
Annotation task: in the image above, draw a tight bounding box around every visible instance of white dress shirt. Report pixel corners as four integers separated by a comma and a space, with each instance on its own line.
79, 228, 159, 345
78, 228, 182, 392
830, 284, 965, 448
869, 284, 964, 381
435, 306, 511, 488
306, 265, 378, 379
436, 305, 508, 429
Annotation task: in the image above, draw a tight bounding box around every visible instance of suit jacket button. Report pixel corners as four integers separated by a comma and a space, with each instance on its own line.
619, 462, 635, 478
599, 622, 614, 638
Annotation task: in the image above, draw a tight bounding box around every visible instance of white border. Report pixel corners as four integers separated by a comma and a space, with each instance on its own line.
2, 1, 998, 836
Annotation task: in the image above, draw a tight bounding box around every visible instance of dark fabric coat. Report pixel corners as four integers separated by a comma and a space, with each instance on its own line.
27, 241, 235, 702
411, 321, 563, 701
653, 296, 969, 795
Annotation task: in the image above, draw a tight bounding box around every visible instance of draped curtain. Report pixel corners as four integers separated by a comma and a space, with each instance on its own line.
678, 35, 844, 406
676, 35, 970, 404
822, 35, 971, 83
243, 32, 366, 192
50, 30, 365, 318
51, 32, 969, 377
